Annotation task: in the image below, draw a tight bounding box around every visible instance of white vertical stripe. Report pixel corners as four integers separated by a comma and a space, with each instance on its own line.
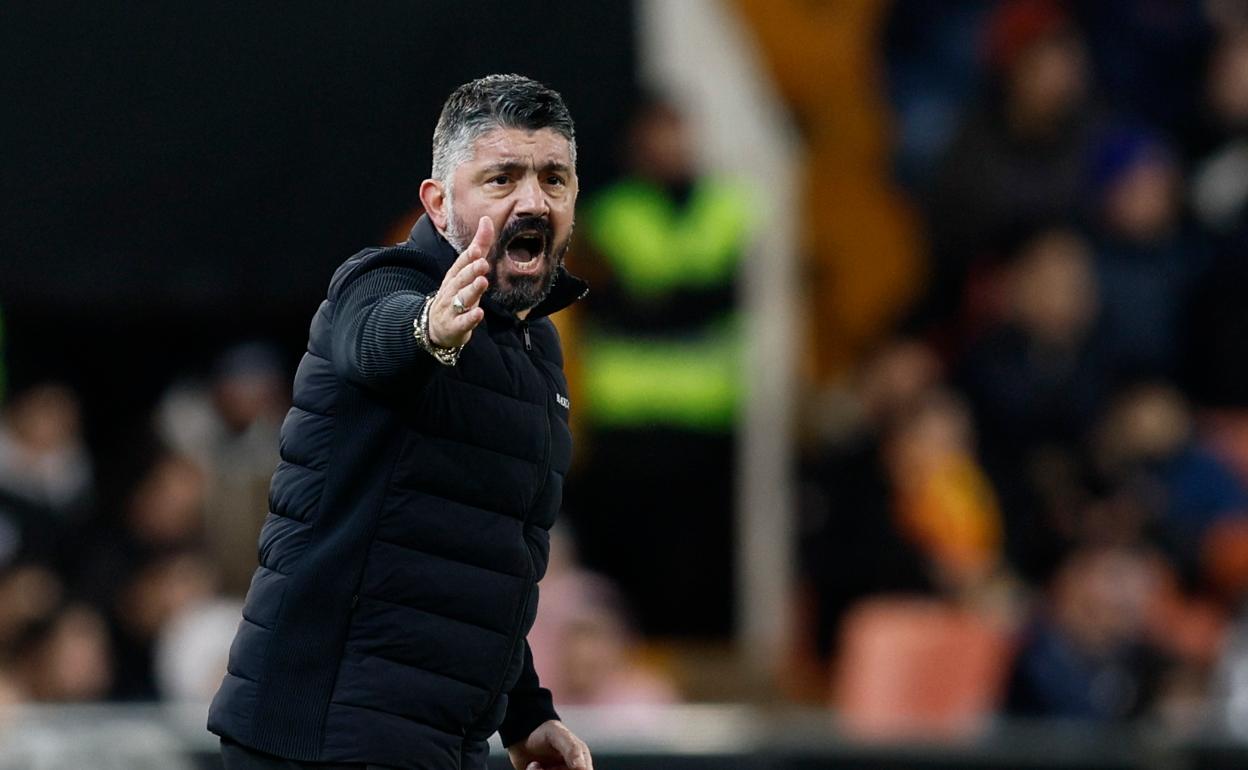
635, 0, 801, 670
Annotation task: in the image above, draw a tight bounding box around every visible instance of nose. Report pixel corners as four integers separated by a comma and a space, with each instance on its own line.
513, 175, 549, 218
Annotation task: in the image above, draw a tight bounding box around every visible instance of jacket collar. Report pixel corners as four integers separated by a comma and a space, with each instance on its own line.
406, 214, 588, 321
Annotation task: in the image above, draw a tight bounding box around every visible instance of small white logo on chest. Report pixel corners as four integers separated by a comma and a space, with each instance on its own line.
555, 393, 571, 410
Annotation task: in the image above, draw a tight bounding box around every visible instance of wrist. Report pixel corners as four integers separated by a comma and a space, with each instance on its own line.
413, 293, 464, 366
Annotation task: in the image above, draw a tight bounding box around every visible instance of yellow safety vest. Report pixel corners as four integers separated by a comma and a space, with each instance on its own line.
583, 177, 751, 431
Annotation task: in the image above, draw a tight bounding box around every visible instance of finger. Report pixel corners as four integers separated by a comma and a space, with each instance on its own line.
467, 215, 495, 258
459, 275, 488, 307
553, 734, 589, 770
429, 304, 483, 348
570, 741, 591, 770
445, 257, 489, 295
445, 231, 481, 275
444, 306, 486, 336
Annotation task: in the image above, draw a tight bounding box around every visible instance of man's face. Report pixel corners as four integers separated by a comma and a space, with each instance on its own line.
442, 127, 578, 315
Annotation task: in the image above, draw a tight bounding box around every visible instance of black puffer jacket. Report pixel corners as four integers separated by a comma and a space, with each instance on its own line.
208, 215, 585, 770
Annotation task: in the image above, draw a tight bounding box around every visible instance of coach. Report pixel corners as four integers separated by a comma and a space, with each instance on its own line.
208, 75, 593, 770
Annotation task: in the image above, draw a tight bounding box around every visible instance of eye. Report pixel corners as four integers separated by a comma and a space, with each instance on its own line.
545, 175, 565, 186
488, 174, 511, 185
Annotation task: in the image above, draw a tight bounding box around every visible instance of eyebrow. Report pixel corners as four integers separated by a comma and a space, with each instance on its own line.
480, 159, 572, 175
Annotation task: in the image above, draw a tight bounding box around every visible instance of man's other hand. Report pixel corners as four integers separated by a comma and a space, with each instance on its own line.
506, 719, 592, 770
429, 216, 493, 348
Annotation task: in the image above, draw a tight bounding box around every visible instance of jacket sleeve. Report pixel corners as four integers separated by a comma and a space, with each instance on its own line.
331, 265, 438, 391
498, 640, 560, 747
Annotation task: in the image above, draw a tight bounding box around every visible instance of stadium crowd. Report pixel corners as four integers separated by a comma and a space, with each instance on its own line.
0, 0, 1247, 743
797, 0, 1248, 734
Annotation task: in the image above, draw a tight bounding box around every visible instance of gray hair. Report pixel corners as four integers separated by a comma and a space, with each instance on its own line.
431, 74, 577, 185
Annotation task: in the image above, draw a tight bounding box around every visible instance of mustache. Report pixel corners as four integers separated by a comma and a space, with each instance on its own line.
497, 216, 555, 253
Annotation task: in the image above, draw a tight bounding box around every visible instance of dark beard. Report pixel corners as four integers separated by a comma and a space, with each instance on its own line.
487, 215, 571, 315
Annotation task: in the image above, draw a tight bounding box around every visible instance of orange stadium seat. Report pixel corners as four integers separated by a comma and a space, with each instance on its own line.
831, 598, 1015, 741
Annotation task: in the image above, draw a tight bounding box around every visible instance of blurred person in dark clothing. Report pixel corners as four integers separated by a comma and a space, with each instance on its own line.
567, 96, 751, 637
0, 384, 94, 571
158, 343, 286, 596
75, 452, 207, 607
109, 551, 217, 701
881, 389, 1006, 599
7, 602, 113, 703
916, 0, 1097, 334
1091, 383, 1248, 584
956, 228, 1108, 578
0, 563, 62, 649
882, 0, 996, 190
1087, 126, 1211, 381
208, 75, 591, 770
1007, 545, 1173, 721
1072, 0, 1214, 145
0, 383, 93, 517
73, 451, 214, 700
1186, 31, 1248, 404
800, 341, 956, 660
1189, 31, 1248, 209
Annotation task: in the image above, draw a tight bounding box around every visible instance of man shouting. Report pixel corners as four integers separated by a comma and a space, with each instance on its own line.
209, 74, 593, 770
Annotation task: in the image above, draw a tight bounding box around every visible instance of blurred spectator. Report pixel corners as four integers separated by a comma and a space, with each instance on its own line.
1209, 580, 1248, 738
72, 450, 213, 700
556, 603, 677, 711
1073, 1, 1213, 143
798, 342, 1018, 662
529, 527, 678, 711
7, 603, 113, 703
916, 0, 1097, 334
883, 389, 1005, 597
153, 596, 242, 703
1088, 126, 1210, 380
109, 552, 217, 701
1007, 546, 1173, 720
1091, 383, 1248, 583
956, 228, 1107, 577
156, 342, 285, 596
798, 340, 941, 660
0, 564, 63, 653
883, 1, 994, 189
0, 384, 92, 514
0, 383, 94, 524
1190, 31, 1248, 233
1186, 31, 1248, 405
568, 96, 752, 636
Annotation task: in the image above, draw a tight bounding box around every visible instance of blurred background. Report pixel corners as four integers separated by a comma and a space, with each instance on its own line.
4, 0, 1248, 767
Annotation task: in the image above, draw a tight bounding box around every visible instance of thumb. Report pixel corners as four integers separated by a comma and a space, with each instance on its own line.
470, 216, 495, 256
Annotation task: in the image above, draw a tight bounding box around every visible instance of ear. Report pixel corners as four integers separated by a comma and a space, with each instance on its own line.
419, 179, 449, 232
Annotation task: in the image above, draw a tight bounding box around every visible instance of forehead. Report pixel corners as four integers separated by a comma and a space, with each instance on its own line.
464, 127, 574, 169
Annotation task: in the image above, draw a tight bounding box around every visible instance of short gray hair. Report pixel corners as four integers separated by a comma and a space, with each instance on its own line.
431, 74, 577, 185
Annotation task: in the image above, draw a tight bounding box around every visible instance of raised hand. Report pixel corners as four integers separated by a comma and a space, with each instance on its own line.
428, 216, 494, 348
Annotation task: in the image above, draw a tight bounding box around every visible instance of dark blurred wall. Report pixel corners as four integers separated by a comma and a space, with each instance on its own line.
0, 1, 635, 442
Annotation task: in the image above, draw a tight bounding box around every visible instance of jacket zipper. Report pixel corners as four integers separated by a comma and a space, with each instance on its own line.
470, 320, 551, 731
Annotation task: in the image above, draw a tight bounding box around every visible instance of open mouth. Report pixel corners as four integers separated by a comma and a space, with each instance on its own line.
504, 230, 547, 274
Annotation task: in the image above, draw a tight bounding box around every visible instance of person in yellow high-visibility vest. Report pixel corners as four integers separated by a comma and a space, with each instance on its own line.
566, 96, 752, 637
